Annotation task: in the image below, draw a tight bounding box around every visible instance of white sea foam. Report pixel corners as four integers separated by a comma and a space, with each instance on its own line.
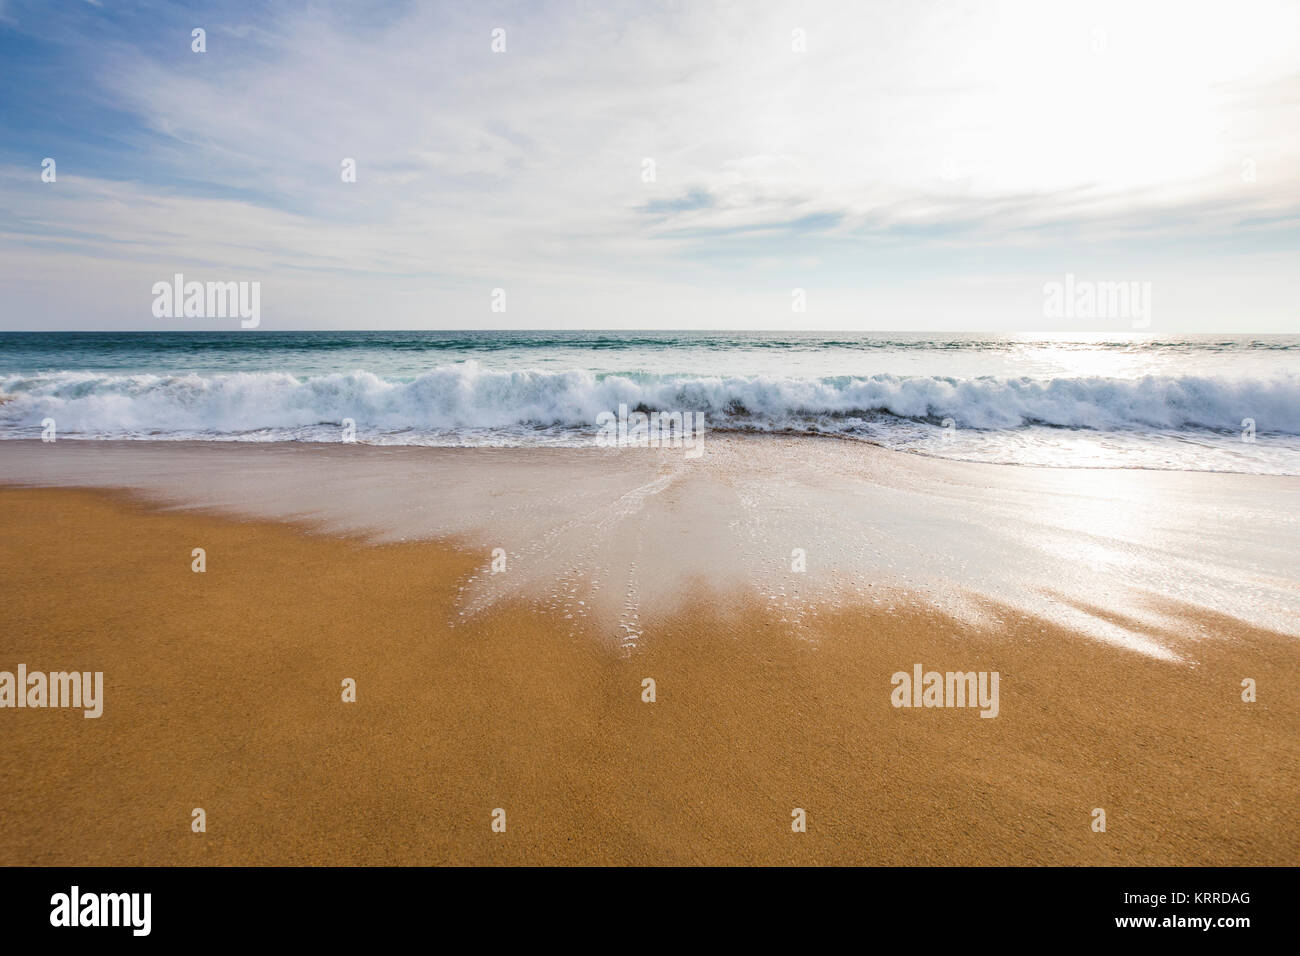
2, 438, 1297, 658
2, 363, 1297, 472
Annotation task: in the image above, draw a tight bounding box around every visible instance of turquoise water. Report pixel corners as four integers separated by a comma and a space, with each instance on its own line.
2, 330, 1295, 378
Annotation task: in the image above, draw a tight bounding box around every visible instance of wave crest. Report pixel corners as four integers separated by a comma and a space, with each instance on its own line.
1, 363, 1296, 438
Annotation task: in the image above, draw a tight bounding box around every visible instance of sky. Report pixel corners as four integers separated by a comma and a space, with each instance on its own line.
0, 0, 1297, 332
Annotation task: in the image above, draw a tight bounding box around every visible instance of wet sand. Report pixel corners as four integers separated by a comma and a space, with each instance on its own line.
1, 481, 1296, 865
2, 437, 1299, 655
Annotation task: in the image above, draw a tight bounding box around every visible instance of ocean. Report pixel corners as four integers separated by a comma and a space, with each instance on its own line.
1, 330, 1297, 474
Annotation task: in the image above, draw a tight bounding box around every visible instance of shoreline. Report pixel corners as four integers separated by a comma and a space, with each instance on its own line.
1, 433, 1296, 479
1, 436, 1297, 652
1, 484, 1297, 865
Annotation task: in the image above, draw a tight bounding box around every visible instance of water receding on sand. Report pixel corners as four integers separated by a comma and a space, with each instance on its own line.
2, 436, 1296, 660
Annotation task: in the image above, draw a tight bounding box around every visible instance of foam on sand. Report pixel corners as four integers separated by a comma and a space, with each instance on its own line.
2, 435, 1295, 661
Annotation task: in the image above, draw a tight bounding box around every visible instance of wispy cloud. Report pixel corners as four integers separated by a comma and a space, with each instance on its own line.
1, 0, 1298, 329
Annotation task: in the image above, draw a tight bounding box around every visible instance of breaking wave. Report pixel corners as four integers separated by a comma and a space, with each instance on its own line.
1, 363, 1295, 439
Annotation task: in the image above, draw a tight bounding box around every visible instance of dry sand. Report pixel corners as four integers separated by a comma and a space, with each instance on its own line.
1, 484, 1295, 865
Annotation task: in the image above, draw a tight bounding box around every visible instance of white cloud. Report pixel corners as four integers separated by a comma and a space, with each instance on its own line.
3, 0, 1299, 329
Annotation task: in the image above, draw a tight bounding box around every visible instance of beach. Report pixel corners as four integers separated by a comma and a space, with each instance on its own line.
1, 438, 1296, 865
5, 0, 1299, 928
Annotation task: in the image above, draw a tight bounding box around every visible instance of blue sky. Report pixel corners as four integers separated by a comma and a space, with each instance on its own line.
1, 0, 1297, 331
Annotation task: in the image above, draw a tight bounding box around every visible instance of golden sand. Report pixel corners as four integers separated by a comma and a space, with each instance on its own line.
1, 486, 1295, 865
